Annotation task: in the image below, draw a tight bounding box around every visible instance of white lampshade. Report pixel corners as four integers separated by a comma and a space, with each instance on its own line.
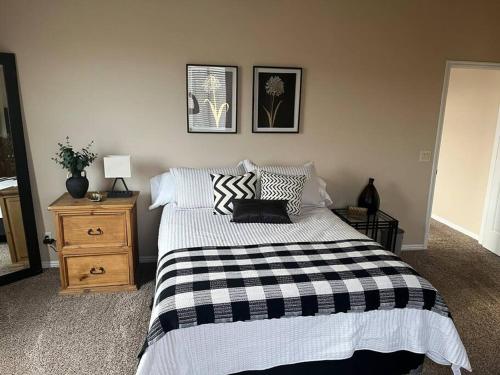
103, 155, 131, 178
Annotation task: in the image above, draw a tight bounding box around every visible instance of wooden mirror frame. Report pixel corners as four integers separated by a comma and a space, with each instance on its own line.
0, 52, 42, 285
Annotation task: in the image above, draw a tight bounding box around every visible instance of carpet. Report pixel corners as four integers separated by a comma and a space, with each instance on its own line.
0, 264, 155, 375
0, 220, 498, 374
402, 220, 500, 374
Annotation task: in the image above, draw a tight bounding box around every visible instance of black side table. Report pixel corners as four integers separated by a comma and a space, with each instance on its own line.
332, 208, 399, 252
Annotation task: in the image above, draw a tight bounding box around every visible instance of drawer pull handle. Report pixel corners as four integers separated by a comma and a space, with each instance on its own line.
87, 228, 103, 236
90, 266, 105, 275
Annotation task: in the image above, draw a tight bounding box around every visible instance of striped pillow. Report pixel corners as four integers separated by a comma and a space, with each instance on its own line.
210, 172, 257, 215
171, 164, 245, 209
260, 171, 307, 215
243, 160, 323, 207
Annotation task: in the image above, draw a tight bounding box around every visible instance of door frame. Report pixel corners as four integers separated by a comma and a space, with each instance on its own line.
479, 105, 500, 248
424, 60, 500, 248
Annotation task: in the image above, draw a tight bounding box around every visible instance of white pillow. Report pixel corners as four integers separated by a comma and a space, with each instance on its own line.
243, 160, 326, 207
171, 163, 246, 209
318, 177, 334, 207
149, 172, 176, 210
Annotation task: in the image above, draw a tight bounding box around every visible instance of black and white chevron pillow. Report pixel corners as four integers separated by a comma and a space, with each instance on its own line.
260, 171, 307, 215
210, 172, 257, 215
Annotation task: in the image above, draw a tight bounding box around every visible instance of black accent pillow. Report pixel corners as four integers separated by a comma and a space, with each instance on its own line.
231, 199, 292, 224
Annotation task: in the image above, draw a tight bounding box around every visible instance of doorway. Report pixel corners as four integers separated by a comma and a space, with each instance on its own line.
425, 61, 500, 255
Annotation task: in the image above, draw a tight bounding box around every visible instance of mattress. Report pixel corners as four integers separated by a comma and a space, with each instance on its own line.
137, 205, 470, 375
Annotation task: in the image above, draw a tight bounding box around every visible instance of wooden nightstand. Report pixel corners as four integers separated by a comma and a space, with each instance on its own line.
48, 192, 139, 294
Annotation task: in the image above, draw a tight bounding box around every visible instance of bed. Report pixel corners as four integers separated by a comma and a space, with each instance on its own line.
137, 203, 470, 375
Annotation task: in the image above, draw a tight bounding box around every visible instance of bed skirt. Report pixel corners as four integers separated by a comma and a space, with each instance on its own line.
233, 350, 424, 375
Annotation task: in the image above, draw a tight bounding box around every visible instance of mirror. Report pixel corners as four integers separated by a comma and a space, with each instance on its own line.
0, 53, 41, 284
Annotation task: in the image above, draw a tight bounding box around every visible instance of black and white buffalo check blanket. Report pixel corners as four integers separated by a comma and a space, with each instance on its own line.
144, 239, 449, 350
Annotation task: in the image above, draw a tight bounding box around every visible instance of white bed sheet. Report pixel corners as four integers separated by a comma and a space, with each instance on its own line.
137, 205, 470, 375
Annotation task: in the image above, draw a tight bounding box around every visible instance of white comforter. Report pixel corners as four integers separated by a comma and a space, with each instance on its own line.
137, 205, 470, 375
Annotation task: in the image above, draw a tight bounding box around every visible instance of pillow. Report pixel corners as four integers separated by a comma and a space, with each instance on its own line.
171, 163, 245, 209
243, 160, 324, 207
149, 172, 176, 210
210, 172, 257, 215
260, 171, 306, 215
318, 177, 334, 207
232, 199, 292, 224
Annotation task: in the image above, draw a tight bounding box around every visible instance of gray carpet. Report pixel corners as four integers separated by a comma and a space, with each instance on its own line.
0, 265, 155, 375
402, 220, 500, 375
0, 220, 498, 374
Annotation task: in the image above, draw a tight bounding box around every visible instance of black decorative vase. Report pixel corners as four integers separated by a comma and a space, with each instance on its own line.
66, 171, 89, 198
358, 177, 380, 215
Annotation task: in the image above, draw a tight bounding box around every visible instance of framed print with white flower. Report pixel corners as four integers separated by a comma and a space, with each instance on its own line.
252, 66, 302, 133
186, 64, 238, 133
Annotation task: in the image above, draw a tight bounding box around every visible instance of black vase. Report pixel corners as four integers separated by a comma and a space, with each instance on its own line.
66, 171, 89, 199
357, 177, 380, 215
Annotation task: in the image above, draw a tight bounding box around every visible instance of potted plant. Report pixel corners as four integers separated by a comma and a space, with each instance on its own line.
52, 137, 97, 198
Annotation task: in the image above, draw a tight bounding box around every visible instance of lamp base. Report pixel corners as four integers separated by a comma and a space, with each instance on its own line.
107, 178, 133, 198
107, 190, 133, 198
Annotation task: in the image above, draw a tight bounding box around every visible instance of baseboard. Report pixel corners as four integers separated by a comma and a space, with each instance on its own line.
401, 244, 426, 251
41, 256, 157, 269
431, 214, 479, 240
42, 260, 59, 268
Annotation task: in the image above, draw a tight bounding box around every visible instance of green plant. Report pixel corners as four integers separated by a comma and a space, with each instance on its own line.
52, 137, 97, 175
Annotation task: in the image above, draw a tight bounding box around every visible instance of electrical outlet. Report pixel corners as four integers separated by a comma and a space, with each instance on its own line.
43, 232, 55, 245
419, 150, 432, 162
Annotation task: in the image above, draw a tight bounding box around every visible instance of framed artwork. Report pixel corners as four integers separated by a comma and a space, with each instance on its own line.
186, 64, 238, 133
252, 66, 302, 133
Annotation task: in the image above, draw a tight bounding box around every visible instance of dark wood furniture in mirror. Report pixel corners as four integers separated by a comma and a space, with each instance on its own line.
0, 52, 42, 285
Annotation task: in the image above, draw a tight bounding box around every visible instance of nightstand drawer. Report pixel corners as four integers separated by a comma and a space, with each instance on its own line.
65, 253, 130, 288
61, 212, 128, 247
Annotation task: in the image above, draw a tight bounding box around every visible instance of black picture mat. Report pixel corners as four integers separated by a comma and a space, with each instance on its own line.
252, 66, 302, 134
0, 52, 42, 285
186, 64, 238, 134
257, 72, 296, 128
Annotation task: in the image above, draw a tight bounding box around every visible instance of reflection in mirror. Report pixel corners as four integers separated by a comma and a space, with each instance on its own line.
0, 64, 30, 276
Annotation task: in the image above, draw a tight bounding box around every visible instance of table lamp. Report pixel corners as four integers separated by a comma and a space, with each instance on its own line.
104, 155, 133, 198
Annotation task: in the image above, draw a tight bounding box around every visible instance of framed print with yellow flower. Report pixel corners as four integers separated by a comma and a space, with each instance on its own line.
252, 66, 302, 133
186, 64, 238, 133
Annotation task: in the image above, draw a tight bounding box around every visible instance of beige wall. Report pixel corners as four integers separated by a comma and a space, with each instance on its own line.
1, 0, 500, 263
433, 67, 500, 235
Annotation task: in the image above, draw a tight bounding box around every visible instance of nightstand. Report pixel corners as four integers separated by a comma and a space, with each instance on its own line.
48, 192, 139, 294
332, 208, 399, 252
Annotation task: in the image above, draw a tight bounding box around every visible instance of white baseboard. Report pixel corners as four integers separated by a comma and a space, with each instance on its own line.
42, 256, 158, 269
401, 244, 426, 251
42, 260, 59, 268
431, 214, 479, 240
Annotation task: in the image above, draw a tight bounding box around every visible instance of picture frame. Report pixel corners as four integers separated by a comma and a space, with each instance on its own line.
186, 64, 238, 134
252, 66, 302, 133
